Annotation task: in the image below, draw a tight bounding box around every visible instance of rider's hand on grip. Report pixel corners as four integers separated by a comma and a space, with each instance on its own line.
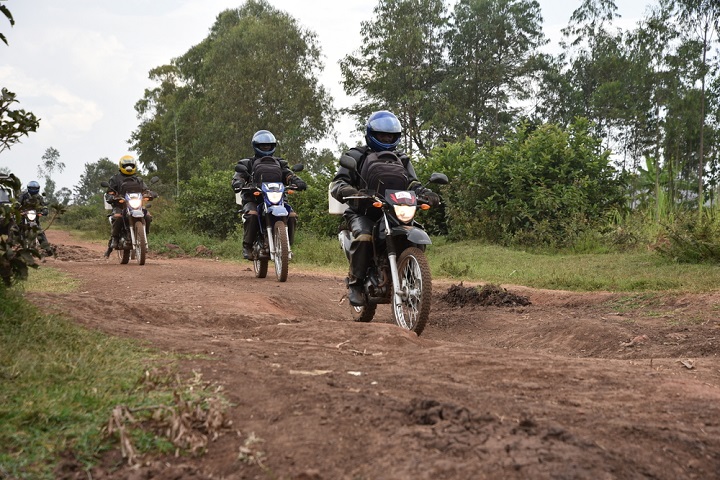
418, 188, 440, 207
291, 177, 307, 191
339, 185, 359, 202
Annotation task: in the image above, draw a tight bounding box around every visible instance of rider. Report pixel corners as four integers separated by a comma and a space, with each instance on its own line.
19, 180, 51, 251
104, 155, 154, 258
330, 110, 440, 306
231, 130, 307, 259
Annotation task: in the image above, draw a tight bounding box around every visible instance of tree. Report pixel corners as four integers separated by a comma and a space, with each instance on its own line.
0, 87, 40, 154
131, 0, 334, 190
668, 0, 719, 213
73, 157, 117, 204
444, 0, 547, 146
340, 0, 448, 156
36, 147, 65, 204
0, 0, 13, 45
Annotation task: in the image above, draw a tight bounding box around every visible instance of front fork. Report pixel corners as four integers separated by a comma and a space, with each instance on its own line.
383, 214, 404, 305
260, 216, 291, 262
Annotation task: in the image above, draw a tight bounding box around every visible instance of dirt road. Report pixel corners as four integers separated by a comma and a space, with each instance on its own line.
33, 230, 720, 479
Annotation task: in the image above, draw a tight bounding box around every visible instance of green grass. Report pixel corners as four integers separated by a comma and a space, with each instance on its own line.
426, 238, 720, 292
0, 271, 188, 479
146, 228, 720, 293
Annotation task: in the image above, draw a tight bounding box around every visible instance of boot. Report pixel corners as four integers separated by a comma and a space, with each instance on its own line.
347, 282, 365, 306
104, 238, 114, 258
242, 215, 259, 260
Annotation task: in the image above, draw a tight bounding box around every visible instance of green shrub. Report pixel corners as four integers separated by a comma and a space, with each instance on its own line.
177, 160, 238, 238
422, 119, 626, 248
656, 213, 720, 263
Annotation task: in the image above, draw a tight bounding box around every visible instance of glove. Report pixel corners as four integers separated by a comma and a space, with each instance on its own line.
41, 208, 49, 216
291, 176, 307, 191
417, 187, 440, 207
232, 178, 246, 193
339, 185, 359, 202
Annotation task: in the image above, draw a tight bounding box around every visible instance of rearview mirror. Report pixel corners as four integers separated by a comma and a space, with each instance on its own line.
339, 155, 357, 171
429, 173, 449, 185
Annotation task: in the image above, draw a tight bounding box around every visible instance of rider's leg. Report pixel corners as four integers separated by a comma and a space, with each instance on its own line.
242, 202, 259, 260
345, 212, 374, 306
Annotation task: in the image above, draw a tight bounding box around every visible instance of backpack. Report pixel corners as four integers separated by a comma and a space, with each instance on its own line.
252, 156, 284, 184
358, 150, 409, 196
118, 176, 144, 195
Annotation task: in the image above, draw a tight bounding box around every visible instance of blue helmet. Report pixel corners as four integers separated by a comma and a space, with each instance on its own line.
27, 180, 41, 195
365, 110, 402, 151
252, 130, 277, 157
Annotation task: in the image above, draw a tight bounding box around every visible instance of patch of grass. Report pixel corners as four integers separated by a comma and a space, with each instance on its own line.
23, 264, 79, 294
427, 239, 720, 292
0, 285, 225, 478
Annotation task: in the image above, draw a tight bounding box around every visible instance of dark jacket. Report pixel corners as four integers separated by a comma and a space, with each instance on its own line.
232, 155, 296, 203
330, 146, 421, 213
19, 191, 48, 216
107, 173, 149, 195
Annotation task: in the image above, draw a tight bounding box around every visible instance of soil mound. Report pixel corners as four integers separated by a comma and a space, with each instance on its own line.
440, 282, 531, 307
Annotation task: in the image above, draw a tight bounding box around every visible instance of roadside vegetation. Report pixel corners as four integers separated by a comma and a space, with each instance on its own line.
0, 270, 230, 479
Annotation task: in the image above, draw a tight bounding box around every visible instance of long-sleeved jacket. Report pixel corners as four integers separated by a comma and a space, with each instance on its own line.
19, 191, 48, 215
232, 155, 297, 203
330, 145, 421, 214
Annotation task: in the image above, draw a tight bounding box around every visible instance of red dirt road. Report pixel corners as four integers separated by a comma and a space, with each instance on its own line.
31, 230, 720, 479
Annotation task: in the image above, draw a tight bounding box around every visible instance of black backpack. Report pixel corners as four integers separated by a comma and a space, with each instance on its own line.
252, 156, 284, 184
359, 150, 409, 196
118, 176, 144, 195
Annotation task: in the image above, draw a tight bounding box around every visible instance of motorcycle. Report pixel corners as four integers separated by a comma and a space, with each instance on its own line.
234, 163, 303, 282
18, 208, 48, 253
101, 176, 159, 265
337, 155, 448, 335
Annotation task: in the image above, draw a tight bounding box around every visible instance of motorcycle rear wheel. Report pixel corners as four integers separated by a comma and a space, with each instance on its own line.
253, 240, 268, 278
392, 247, 432, 335
134, 221, 147, 265
273, 221, 289, 282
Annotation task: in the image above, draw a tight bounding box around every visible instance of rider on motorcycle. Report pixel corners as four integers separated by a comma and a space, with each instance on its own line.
231, 130, 307, 259
330, 110, 440, 306
104, 155, 155, 258
19, 180, 52, 252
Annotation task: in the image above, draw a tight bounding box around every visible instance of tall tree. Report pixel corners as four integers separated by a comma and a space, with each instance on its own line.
340, 0, 448, 156
444, 0, 547, 146
73, 157, 117, 204
667, 0, 719, 212
131, 0, 334, 189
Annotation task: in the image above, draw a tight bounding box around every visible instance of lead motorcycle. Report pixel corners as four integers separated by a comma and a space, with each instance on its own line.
234, 163, 303, 282
101, 177, 159, 265
337, 155, 448, 335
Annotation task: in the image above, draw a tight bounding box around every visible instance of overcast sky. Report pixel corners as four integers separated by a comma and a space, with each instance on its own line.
1, 0, 655, 192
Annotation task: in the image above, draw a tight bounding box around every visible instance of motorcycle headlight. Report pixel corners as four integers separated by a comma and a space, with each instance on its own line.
128, 198, 143, 209
393, 205, 416, 223
26, 211, 37, 221
266, 191, 283, 204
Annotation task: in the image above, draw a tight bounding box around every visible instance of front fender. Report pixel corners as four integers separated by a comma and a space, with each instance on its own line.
267, 205, 289, 217
390, 225, 431, 245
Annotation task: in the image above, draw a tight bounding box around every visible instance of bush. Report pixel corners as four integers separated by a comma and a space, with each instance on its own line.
655, 213, 720, 263
422, 119, 626, 248
288, 171, 342, 238
177, 160, 238, 238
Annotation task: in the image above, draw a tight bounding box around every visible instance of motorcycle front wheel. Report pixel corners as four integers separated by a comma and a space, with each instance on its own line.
134, 221, 147, 265
273, 221, 289, 282
253, 240, 268, 278
392, 247, 432, 335
351, 303, 376, 323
